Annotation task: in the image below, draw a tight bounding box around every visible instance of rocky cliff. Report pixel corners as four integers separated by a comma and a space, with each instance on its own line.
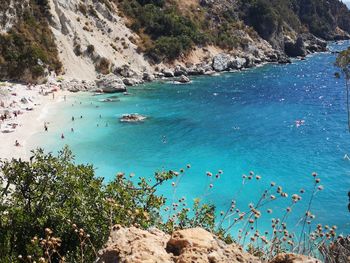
96, 225, 320, 263
0, 0, 350, 83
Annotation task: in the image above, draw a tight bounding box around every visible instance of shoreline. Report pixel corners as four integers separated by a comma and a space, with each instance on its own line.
0, 83, 70, 161
0, 41, 345, 161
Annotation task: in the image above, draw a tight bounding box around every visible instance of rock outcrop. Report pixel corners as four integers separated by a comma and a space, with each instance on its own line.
269, 253, 320, 263
95, 74, 126, 93
97, 226, 260, 263
97, 226, 320, 263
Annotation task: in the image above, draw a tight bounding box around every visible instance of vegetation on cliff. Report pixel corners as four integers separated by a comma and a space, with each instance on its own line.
0, 0, 61, 83
1, 147, 347, 262
116, 0, 350, 62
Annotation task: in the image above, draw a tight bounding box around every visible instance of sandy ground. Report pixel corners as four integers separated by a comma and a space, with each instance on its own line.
0, 83, 70, 161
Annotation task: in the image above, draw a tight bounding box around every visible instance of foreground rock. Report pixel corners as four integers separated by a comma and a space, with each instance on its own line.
97, 226, 322, 263
269, 253, 320, 263
120, 114, 147, 122
95, 74, 127, 93
97, 226, 260, 263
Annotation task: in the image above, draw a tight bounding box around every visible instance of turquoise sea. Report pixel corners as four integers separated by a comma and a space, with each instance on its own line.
29, 42, 350, 236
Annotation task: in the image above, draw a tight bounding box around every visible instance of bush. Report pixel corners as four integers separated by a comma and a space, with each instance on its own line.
0, 147, 198, 262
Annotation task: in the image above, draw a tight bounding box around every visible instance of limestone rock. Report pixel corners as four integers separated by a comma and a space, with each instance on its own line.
123, 78, 143, 86
143, 72, 155, 82
269, 253, 320, 263
212, 53, 232, 71
174, 66, 188, 77
284, 36, 307, 57
230, 57, 247, 70
177, 75, 191, 83
97, 225, 171, 263
162, 69, 175, 78
167, 228, 261, 263
95, 74, 126, 93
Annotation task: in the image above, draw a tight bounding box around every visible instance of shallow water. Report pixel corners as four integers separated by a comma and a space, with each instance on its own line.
29, 42, 350, 236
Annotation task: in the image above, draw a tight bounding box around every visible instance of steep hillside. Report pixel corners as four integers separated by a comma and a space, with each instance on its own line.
1, 0, 350, 82
0, 0, 62, 83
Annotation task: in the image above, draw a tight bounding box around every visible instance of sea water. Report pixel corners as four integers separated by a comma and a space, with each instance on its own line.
29, 42, 350, 236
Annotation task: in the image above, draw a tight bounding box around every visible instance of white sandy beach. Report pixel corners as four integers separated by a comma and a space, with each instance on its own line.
0, 83, 70, 160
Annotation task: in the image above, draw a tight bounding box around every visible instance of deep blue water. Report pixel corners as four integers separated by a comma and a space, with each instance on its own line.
30, 42, 350, 236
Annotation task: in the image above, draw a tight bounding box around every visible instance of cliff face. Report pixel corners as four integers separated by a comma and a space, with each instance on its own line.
0, 0, 350, 82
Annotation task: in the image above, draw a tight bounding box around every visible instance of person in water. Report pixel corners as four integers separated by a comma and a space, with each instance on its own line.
71, 128, 74, 132
61, 133, 65, 139
72, 116, 75, 121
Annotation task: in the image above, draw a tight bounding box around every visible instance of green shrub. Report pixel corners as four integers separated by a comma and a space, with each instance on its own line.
0, 0, 61, 83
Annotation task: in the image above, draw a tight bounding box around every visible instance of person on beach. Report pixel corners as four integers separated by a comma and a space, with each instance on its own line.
52, 93, 55, 100
15, 140, 20, 147
64, 95, 66, 102
44, 123, 48, 132
61, 133, 65, 139
72, 116, 75, 121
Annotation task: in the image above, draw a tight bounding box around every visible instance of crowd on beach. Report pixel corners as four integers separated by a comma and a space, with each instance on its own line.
0, 82, 61, 148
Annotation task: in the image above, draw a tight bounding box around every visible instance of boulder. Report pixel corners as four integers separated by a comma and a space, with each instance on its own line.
113, 65, 140, 78
162, 69, 175, 78
177, 75, 191, 83
284, 36, 307, 57
123, 78, 143, 86
98, 226, 261, 263
269, 253, 320, 263
174, 65, 188, 76
166, 228, 261, 263
212, 53, 232, 71
143, 72, 155, 82
97, 225, 172, 263
230, 57, 247, 70
95, 74, 127, 93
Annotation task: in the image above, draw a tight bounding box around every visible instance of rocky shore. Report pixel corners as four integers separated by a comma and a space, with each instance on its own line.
59, 33, 328, 95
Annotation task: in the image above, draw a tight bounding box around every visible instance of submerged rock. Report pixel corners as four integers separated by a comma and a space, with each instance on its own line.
120, 113, 147, 122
